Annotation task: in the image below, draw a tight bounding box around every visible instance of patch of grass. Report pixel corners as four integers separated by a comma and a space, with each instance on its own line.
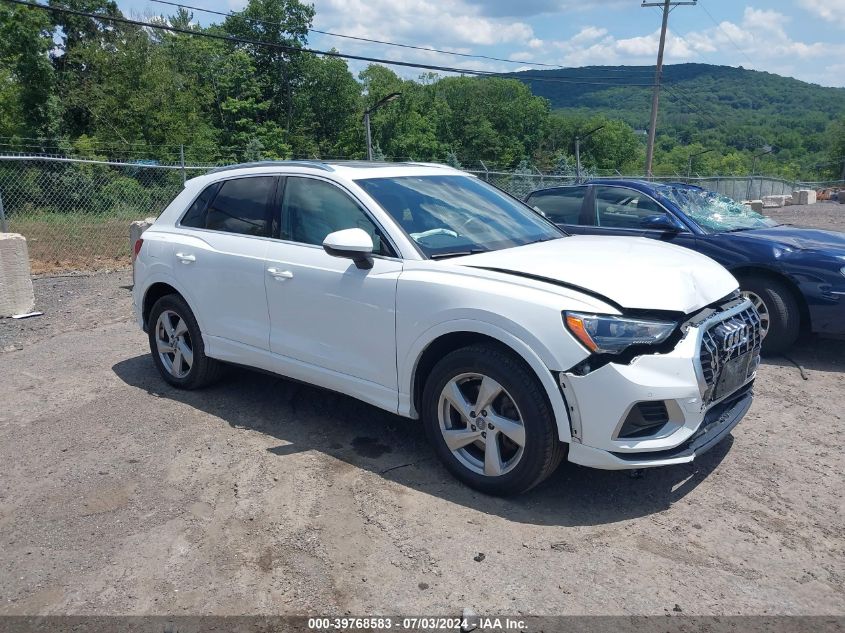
9, 211, 146, 274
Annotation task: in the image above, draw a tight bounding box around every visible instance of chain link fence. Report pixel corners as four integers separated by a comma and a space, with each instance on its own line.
0, 154, 842, 274
0, 156, 214, 273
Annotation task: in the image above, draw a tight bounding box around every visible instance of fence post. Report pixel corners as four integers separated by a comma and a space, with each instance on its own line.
479, 160, 489, 182
180, 145, 186, 185
0, 188, 7, 233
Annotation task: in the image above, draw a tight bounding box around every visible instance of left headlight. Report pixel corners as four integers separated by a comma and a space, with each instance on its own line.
564, 312, 677, 354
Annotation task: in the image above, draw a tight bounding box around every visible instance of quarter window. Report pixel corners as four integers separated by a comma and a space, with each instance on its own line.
204, 176, 274, 237
594, 186, 670, 229
180, 182, 220, 229
282, 177, 392, 255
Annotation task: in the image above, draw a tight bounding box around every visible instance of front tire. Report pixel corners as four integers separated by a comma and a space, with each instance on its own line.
421, 343, 565, 496
148, 294, 222, 389
738, 274, 800, 355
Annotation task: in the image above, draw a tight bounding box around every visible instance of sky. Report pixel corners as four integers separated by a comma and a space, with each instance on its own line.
122, 0, 845, 87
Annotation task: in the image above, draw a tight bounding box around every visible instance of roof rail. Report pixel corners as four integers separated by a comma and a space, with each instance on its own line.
208, 160, 333, 174
404, 162, 453, 169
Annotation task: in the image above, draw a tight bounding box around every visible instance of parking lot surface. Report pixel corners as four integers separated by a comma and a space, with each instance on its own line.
1, 203, 843, 616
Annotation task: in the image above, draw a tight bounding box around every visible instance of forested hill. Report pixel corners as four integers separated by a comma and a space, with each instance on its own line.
512, 63, 845, 172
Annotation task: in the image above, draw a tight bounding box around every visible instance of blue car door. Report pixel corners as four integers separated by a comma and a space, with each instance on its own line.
583, 185, 699, 249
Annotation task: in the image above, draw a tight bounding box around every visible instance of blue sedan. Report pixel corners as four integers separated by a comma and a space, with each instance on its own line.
525, 180, 845, 353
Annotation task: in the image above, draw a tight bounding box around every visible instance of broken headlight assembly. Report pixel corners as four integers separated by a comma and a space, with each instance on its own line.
564, 312, 677, 355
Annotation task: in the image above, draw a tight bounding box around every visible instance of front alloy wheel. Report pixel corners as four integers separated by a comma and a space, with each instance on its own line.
438, 373, 526, 477
422, 343, 565, 495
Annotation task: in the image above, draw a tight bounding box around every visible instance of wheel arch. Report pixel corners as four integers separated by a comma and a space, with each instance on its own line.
729, 265, 810, 332
405, 324, 572, 444
142, 281, 206, 335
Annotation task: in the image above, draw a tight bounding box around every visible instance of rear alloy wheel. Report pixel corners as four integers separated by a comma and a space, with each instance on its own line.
738, 274, 800, 355
148, 294, 222, 389
422, 344, 565, 496
154, 309, 194, 379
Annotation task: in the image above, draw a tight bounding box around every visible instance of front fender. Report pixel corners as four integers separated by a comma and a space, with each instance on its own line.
398, 318, 574, 444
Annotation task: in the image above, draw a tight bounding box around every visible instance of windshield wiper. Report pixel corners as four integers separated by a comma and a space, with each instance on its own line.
721, 227, 754, 233
429, 248, 489, 260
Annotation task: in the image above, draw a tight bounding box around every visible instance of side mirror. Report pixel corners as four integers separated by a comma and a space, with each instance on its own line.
640, 214, 681, 233
322, 228, 374, 269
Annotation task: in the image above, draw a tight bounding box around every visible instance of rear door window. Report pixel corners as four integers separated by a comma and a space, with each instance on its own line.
204, 176, 275, 237
527, 187, 588, 224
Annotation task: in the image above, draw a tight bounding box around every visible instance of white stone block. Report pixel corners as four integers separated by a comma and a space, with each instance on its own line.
0, 233, 35, 317
762, 195, 789, 208
791, 190, 817, 205
129, 217, 156, 254
750, 200, 763, 212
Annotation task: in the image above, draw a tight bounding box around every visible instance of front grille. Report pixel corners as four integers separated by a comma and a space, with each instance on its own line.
699, 304, 762, 402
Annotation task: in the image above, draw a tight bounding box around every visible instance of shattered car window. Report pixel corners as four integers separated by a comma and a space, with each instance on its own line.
660, 186, 778, 233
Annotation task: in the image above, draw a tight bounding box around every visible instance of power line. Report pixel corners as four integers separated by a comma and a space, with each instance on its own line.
148, 0, 659, 78
3, 0, 657, 87
697, 0, 755, 67
150, 0, 560, 70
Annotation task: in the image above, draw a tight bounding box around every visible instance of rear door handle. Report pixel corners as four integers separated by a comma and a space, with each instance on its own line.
267, 267, 294, 280
175, 252, 196, 264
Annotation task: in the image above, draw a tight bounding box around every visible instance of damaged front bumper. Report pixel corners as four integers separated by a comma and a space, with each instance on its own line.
560, 298, 760, 470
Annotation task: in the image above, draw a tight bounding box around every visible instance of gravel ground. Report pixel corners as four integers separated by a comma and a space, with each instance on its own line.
763, 200, 845, 229
1, 208, 844, 618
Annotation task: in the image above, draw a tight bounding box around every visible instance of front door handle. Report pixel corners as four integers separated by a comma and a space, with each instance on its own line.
176, 252, 196, 264
267, 267, 294, 280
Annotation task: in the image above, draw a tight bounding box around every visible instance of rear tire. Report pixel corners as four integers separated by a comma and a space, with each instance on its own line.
148, 294, 222, 389
421, 343, 565, 496
738, 274, 800, 355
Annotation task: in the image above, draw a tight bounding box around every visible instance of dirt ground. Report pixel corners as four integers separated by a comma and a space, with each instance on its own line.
0, 202, 843, 618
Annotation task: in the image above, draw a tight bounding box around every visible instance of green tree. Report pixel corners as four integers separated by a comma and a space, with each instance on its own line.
0, 4, 60, 138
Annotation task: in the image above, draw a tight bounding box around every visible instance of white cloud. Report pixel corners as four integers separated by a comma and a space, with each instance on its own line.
538, 5, 844, 85
312, 0, 533, 48
797, 0, 845, 21
306, 1, 844, 87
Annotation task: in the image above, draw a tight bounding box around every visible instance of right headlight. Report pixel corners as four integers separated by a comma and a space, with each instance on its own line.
564, 312, 677, 355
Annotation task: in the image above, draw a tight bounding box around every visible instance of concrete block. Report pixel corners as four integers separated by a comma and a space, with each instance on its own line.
791, 189, 816, 205
129, 217, 156, 254
750, 200, 763, 212
762, 195, 790, 208
840, 191, 845, 204
0, 233, 35, 317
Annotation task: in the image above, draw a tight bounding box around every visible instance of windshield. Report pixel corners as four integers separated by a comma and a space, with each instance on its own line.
356, 175, 564, 258
661, 186, 778, 233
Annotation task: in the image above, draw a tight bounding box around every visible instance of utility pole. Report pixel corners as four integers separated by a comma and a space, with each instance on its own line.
363, 92, 401, 161
641, 0, 697, 178
747, 146, 774, 200
687, 148, 714, 179
575, 125, 605, 183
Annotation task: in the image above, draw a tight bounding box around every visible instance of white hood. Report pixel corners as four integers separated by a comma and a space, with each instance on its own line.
455, 235, 738, 313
